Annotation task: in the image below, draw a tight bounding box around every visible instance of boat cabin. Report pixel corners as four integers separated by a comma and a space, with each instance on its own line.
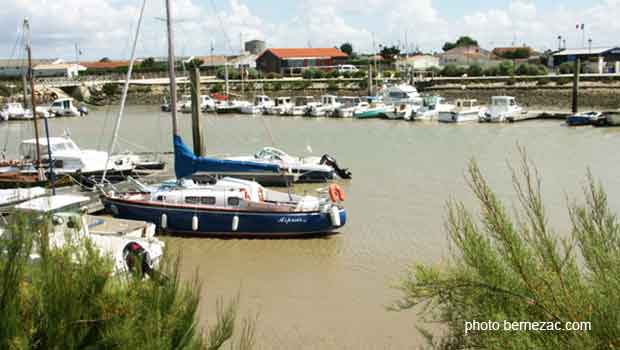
455, 99, 479, 109
320, 95, 338, 105
295, 96, 315, 106
151, 177, 265, 208
274, 97, 292, 106
337, 96, 361, 107
491, 96, 517, 107
254, 95, 272, 105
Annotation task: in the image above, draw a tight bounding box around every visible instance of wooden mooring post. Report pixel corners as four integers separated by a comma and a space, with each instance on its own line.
571, 58, 580, 114
190, 67, 205, 156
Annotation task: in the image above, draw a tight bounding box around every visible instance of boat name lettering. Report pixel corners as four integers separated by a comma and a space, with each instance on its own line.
278, 217, 307, 224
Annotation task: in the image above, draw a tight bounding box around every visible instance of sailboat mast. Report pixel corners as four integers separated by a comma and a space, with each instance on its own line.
165, 0, 179, 136
24, 18, 42, 168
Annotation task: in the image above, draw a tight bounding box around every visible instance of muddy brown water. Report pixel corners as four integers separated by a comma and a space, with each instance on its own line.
3, 105, 620, 349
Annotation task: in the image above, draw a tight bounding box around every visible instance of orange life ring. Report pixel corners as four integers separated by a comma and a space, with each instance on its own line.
328, 184, 345, 202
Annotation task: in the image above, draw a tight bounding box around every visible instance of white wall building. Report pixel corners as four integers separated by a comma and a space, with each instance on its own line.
396, 55, 440, 71
33, 63, 86, 78
0, 58, 61, 77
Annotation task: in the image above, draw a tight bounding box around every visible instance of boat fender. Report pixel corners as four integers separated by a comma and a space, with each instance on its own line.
232, 215, 239, 231
192, 215, 199, 231
328, 184, 345, 202
329, 206, 341, 227
161, 213, 168, 229
258, 188, 265, 201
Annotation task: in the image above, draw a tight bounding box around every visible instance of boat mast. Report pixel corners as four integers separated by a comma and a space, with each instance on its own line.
24, 18, 42, 174
165, 0, 179, 136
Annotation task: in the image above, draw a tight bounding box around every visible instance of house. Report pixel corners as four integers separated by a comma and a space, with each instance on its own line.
552, 47, 620, 74
81, 60, 135, 70
439, 45, 493, 67
228, 54, 257, 70
256, 48, 348, 75
0, 58, 61, 77
395, 55, 440, 71
33, 63, 86, 78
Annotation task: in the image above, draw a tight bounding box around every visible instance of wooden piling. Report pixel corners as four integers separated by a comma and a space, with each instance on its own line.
572, 58, 580, 114
190, 67, 205, 156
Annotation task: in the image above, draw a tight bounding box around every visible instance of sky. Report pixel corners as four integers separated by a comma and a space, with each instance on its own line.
1, 0, 619, 60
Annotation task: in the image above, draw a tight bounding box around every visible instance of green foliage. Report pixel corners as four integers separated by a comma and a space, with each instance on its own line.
467, 64, 483, 77
483, 65, 500, 76
394, 151, 618, 349
441, 64, 466, 77
515, 63, 548, 76
379, 46, 400, 61
140, 57, 156, 69
216, 67, 241, 80
102, 83, 120, 96
0, 213, 252, 350
327, 81, 339, 91
210, 84, 222, 93
0, 84, 14, 97
497, 48, 531, 59
498, 61, 515, 76
302, 68, 325, 79
186, 58, 204, 70
559, 62, 574, 74
352, 70, 367, 79
265, 72, 281, 79
443, 36, 479, 52
340, 42, 353, 56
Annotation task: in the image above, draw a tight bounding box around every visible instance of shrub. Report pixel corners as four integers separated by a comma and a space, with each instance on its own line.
497, 61, 514, 76
102, 83, 119, 96
0, 213, 253, 349
467, 64, 483, 77
0, 84, 13, 97
394, 151, 619, 350
327, 81, 338, 91
265, 72, 281, 79
483, 65, 499, 76
210, 84, 223, 93
353, 70, 367, 79
441, 64, 466, 77
559, 62, 574, 74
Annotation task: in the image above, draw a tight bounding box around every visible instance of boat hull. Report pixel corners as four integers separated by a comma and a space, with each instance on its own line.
354, 109, 386, 119
566, 116, 592, 126
102, 197, 347, 237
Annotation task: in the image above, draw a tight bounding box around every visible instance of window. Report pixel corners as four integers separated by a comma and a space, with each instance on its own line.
156, 196, 164, 201
227, 197, 240, 206
201, 197, 216, 205
185, 196, 200, 204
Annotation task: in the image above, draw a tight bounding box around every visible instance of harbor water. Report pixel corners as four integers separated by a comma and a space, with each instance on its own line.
4, 105, 620, 349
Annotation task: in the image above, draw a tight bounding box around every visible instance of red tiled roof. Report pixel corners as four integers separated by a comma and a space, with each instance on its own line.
263, 48, 348, 59
82, 60, 133, 69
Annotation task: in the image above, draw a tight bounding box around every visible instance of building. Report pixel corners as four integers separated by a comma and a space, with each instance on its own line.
439, 45, 494, 67
256, 48, 348, 75
395, 55, 440, 71
551, 47, 620, 74
81, 60, 135, 70
244, 40, 266, 55
228, 54, 257, 69
0, 58, 61, 78
33, 63, 86, 78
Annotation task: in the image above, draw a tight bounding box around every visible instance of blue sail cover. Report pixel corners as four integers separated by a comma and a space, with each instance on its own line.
173, 135, 280, 179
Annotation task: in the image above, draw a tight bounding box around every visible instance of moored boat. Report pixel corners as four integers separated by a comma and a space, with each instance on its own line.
566, 111, 601, 126
481, 96, 525, 123
438, 99, 486, 123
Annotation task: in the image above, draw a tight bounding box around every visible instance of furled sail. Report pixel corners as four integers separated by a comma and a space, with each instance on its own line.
173, 135, 280, 179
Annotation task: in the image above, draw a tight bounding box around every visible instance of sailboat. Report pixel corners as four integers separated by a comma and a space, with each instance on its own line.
100, 0, 347, 237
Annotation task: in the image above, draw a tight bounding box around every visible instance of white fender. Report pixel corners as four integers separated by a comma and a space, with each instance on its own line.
232, 215, 239, 231
192, 215, 199, 231
161, 213, 167, 229
329, 206, 341, 227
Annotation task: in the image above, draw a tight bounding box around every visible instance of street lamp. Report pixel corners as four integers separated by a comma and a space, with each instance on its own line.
557, 35, 562, 51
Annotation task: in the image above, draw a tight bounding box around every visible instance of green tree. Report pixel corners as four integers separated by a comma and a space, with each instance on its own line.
141, 57, 156, 68
443, 36, 479, 52
467, 64, 483, 77
340, 42, 353, 56
394, 151, 619, 349
559, 62, 574, 74
498, 61, 515, 76
380, 46, 401, 61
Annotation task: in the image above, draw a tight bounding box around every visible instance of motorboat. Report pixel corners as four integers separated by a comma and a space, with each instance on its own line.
333, 97, 363, 118
385, 102, 422, 120
566, 111, 602, 126
592, 111, 620, 127
290, 96, 318, 116
3, 194, 165, 275
308, 95, 341, 117
353, 97, 387, 119
17, 136, 135, 180
240, 95, 274, 115
411, 96, 453, 121
481, 96, 526, 122
1, 103, 28, 120
215, 99, 251, 114
180, 95, 216, 113
48, 98, 85, 117
438, 99, 486, 123
266, 97, 294, 116
226, 147, 352, 182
